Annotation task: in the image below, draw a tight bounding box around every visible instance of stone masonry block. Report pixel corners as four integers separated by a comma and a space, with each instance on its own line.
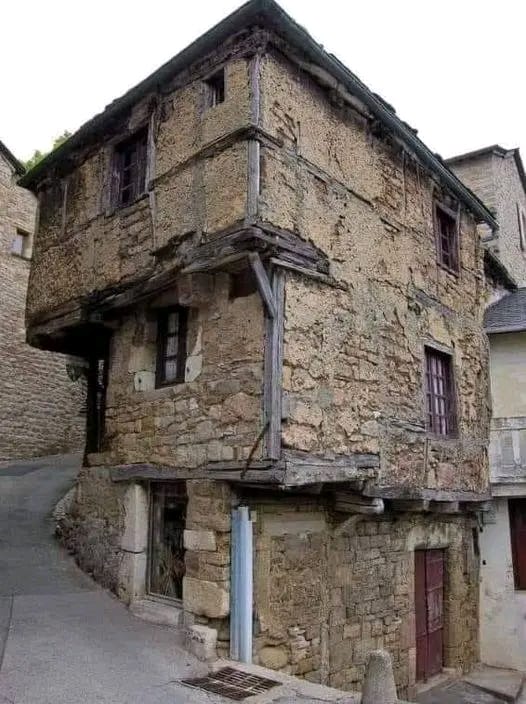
185, 624, 217, 661
184, 529, 217, 552
183, 576, 229, 618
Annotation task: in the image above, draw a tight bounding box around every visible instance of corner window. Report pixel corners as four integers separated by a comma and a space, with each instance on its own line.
156, 307, 188, 387
205, 69, 225, 108
113, 128, 147, 208
434, 199, 459, 273
11, 228, 30, 259
425, 347, 457, 437
509, 499, 526, 590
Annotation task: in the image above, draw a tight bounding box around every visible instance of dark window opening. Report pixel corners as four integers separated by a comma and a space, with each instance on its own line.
509, 499, 526, 590
114, 129, 147, 208
156, 307, 188, 387
148, 482, 186, 600
205, 70, 225, 108
425, 347, 457, 437
517, 204, 526, 251
11, 228, 30, 258
85, 353, 109, 454
229, 269, 257, 299
434, 200, 459, 273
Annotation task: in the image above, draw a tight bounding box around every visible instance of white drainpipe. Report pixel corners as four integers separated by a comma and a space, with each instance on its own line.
230, 506, 253, 663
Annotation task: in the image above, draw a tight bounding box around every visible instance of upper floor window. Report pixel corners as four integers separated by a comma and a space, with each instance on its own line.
425, 347, 457, 437
11, 228, 30, 259
156, 307, 188, 388
205, 69, 225, 108
517, 204, 526, 251
114, 129, 147, 208
434, 199, 459, 274
509, 499, 526, 590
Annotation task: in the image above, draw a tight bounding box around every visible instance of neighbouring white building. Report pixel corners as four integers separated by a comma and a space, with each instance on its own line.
449, 146, 526, 670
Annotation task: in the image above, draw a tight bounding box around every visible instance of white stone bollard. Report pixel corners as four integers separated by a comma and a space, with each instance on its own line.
361, 649, 398, 704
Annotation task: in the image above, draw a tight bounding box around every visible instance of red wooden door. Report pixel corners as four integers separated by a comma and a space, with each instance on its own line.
415, 549, 444, 681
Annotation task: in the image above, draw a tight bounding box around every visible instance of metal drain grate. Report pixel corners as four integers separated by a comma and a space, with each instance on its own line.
181, 666, 280, 700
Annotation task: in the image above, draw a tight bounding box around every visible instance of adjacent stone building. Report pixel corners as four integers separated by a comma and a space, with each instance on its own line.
450, 146, 526, 671
0, 141, 85, 461
21, 1, 496, 698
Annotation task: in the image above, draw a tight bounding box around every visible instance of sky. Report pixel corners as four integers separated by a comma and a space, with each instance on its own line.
2, 0, 524, 163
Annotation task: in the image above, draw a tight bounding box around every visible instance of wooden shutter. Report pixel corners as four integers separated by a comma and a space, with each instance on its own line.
509, 499, 526, 590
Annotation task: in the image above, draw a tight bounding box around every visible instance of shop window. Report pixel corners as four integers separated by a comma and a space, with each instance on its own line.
148, 482, 186, 600
155, 307, 188, 387
509, 498, 526, 590
425, 346, 457, 437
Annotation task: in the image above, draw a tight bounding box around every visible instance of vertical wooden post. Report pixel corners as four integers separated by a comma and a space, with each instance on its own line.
264, 268, 285, 460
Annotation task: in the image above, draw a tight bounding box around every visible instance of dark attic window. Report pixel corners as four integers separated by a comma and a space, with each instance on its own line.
434, 198, 460, 274
114, 128, 148, 208
205, 69, 225, 108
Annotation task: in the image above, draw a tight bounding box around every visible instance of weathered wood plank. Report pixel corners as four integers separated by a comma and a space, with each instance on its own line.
365, 485, 491, 502
110, 462, 283, 484
249, 252, 276, 317
264, 267, 285, 460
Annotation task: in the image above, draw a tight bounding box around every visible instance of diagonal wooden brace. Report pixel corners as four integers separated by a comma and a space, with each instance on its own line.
248, 252, 276, 318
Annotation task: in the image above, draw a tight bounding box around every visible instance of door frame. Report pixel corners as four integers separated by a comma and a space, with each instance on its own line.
415, 547, 446, 682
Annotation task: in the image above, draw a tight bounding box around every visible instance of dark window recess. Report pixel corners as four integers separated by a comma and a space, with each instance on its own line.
434, 200, 459, 273
509, 499, 526, 590
114, 129, 147, 207
425, 347, 457, 437
229, 269, 257, 299
205, 69, 225, 107
148, 482, 186, 600
11, 229, 30, 258
85, 353, 109, 454
156, 307, 188, 387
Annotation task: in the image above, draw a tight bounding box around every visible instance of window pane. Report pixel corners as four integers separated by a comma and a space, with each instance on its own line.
425, 348, 455, 436
167, 312, 179, 335
11, 234, 24, 256
165, 333, 178, 357
164, 358, 178, 382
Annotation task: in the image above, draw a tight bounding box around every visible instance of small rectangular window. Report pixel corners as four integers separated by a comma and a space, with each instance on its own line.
434, 200, 459, 273
517, 204, 526, 251
11, 229, 30, 258
205, 70, 225, 108
114, 129, 147, 208
509, 499, 526, 590
425, 347, 457, 437
156, 307, 188, 387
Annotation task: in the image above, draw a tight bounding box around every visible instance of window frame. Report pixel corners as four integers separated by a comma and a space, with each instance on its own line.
112, 128, 148, 209
434, 199, 460, 275
204, 69, 225, 108
424, 345, 458, 438
11, 228, 31, 259
155, 306, 188, 388
517, 203, 526, 252
509, 498, 526, 590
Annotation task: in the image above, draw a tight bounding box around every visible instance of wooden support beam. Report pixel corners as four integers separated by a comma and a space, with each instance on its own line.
249, 252, 276, 318
264, 267, 285, 460
390, 499, 430, 513
429, 501, 460, 514
334, 492, 384, 515
110, 462, 284, 484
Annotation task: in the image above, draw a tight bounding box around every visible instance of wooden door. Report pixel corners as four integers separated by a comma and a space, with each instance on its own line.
415, 549, 444, 681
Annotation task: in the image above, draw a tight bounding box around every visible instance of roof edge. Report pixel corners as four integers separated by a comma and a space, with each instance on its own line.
0, 140, 25, 176
17, 0, 498, 228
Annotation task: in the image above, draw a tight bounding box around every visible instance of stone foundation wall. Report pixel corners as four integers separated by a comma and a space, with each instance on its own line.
252, 498, 479, 700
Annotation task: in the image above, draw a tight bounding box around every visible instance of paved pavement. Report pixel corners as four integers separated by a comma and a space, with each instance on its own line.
0, 454, 220, 704
0, 454, 357, 704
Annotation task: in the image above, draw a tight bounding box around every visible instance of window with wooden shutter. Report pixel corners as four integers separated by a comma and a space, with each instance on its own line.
509, 499, 526, 590
425, 347, 457, 437
113, 128, 147, 208
156, 307, 188, 388
434, 199, 460, 274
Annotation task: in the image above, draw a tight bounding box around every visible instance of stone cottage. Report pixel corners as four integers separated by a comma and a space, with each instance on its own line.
0, 140, 85, 461
449, 146, 526, 671
21, 1, 495, 698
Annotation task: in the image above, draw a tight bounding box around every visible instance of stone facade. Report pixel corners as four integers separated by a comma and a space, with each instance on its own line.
23, 1, 493, 698
0, 144, 85, 461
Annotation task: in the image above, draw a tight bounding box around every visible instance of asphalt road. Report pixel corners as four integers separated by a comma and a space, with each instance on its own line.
0, 454, 221, 704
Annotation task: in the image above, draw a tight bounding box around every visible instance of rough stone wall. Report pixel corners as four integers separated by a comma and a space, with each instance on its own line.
252, 499, 479, 699
0, 151, 85, 461
259, 52, 489, 492
96, 273, 265, 467
450, 151, 526, 286
27, 56, 252, 323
